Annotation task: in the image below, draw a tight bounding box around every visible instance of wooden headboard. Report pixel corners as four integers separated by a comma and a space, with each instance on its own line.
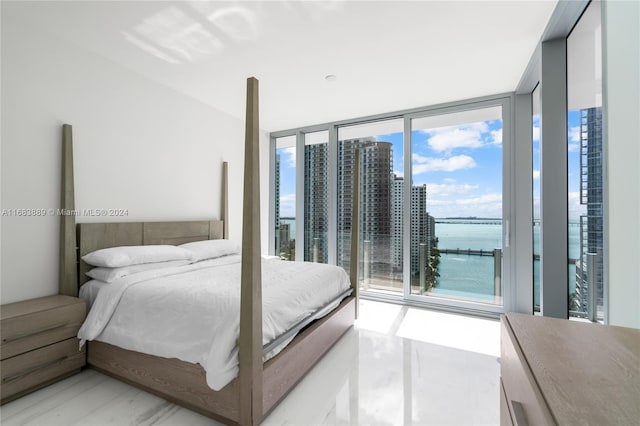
76, 220, 224, 286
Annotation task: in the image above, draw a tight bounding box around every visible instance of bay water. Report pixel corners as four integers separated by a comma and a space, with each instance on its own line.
434, 219, 581, 305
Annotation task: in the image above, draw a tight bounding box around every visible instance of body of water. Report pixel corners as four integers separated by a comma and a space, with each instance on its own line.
433, 219, 581, 305
280, 217, 581, 307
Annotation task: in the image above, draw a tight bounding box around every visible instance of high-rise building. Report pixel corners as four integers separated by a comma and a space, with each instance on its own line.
410, 184, 430, 275
304, 142, 329, 263
391, 176, 404, 274
337, 138, 393, 279
274, 153, 281, 255
290, 137, 437, 287
575, 107, 603, 316
390, 178, 435, 279
278, 223, 292, 260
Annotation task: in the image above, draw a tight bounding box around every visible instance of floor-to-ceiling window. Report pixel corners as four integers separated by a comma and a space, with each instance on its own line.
532, 84, 541, 312
304, 130, 329, 263
409, 104, 505, 307
274, 135, 296, 261
336, 119, 404, 295
516, 0, 604, 321
271, 95, 512, 315
270, 0, 605, 320
567, 0, 603, 321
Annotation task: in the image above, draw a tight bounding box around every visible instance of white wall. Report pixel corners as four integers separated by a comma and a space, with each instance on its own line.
1, 3, 269, 304
603, 0, 640, 328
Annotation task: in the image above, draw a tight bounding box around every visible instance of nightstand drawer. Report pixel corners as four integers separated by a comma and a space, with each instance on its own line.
1, 297, 85, 360
1, 337, 85, 403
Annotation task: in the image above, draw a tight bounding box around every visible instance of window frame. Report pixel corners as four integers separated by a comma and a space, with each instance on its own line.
270, 93, 516, 316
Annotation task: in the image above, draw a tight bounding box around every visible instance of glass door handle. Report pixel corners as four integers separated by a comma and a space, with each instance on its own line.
504, 219, 510, 248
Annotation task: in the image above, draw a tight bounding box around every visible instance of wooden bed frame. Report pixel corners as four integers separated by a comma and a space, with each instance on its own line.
58, 78, 360, 425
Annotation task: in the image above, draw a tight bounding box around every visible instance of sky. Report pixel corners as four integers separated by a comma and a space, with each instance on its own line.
276, 110, 587, 221
408, 117, 503, 219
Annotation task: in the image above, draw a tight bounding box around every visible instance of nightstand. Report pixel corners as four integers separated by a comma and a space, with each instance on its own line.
1, 295, 86, 404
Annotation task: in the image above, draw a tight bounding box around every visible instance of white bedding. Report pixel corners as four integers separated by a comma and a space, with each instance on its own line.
79, 279, 108, 309
77, 255, 350, 391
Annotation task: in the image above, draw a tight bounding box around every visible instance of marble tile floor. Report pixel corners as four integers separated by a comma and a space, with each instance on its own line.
0, 300, 501, 426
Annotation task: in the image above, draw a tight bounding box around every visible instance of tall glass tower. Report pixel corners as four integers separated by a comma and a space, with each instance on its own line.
575, 107, 603, 318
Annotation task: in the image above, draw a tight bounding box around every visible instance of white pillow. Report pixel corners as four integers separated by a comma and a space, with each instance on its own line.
82, 245, 194, 268
180, 239, 240, 262
85, 259, 191, 283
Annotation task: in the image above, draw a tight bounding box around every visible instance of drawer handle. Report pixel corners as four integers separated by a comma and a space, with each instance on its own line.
2, 322, 69, 343
2, 355, 70, 384
510, 400, 529, 426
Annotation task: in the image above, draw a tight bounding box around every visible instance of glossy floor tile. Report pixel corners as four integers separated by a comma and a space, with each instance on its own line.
0, 300, 500, 425
265, 300, 500, 425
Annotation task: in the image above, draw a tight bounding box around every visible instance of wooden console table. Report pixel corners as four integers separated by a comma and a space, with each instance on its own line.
500, 312, 640, 425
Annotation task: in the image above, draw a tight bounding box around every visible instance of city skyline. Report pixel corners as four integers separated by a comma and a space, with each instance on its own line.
277, 113, 585, 222
276, 118, 504, 219
277, 137, 436, 283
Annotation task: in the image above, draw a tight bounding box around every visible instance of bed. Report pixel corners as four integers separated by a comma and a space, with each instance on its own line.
58, 78, 361, 425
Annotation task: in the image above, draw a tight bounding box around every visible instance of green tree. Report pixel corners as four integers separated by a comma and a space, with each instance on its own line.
425, 237, 440, 292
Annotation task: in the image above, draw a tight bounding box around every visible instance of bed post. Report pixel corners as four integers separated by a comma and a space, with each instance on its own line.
350, 149, 360, 318
60, 124, 78, 297
222, 161, 229, 239
238, 77, 263, 426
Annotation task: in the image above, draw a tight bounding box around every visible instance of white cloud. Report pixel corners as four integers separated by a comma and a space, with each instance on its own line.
490, 129, 503, 146
413, 153, 429, 163
424, 192, 503, 218
426, 126, 485, 152
569, 126, 581, 143
533, 170, 540, 180
532, 125, 540, 143
419, 121, 504, 153
281, 147, 296, 167
568, 143, 580, 152
425, 183, 478, 196
455, 193, 502, 205
412, 154, 477, 173
393, 170, 404, 179
442, 178, 456, 184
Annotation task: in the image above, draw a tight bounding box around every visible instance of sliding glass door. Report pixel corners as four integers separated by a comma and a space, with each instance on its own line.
271, 95, 512, 315
336, 119, 404, 295
407, 103, 506, 308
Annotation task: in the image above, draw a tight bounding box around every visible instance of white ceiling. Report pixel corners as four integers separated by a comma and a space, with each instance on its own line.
14, 0, 557, 131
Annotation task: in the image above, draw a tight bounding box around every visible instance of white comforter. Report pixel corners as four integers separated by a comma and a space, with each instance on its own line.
77, 255, 350, 390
